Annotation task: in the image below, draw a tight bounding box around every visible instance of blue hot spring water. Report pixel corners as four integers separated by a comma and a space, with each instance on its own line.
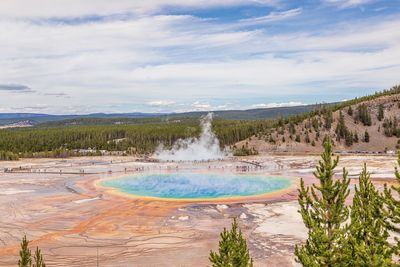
101, 173, 291, 199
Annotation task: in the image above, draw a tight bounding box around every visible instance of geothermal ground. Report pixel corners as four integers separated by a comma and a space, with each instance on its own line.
0, 154, 398, 267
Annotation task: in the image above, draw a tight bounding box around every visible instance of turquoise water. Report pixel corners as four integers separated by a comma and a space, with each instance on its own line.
101, 173, 291, 199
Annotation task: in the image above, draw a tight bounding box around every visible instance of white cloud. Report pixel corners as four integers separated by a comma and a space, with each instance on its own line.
12, 104, 50, 112
0, 1, 399, 114
146, 100, 176, 106
239, 8, 302, 25
0, 0, 280, 18
191, 101, 212, 110
251, 101, 306, 109
323, 0, 374, 8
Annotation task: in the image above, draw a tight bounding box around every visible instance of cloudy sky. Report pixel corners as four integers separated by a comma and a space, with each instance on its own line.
0, 0, 399, 114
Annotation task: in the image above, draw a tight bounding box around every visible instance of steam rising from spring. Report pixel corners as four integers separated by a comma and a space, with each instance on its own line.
155, 113, 226, 161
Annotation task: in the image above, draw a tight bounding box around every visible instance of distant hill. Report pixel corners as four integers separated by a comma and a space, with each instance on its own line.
0, 104, 328, 127
237, 85, 400, 153
0, 113, 74, 125
0, 112, 162, 126
167, 104, 330, 120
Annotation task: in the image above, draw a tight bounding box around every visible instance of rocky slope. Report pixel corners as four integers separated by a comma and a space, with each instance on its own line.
237, 87, 400, 154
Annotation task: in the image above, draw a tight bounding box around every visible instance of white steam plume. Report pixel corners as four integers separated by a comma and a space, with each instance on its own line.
155, 113, 226, 161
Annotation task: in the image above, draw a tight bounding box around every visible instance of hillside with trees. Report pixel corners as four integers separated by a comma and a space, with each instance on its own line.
0, 119, 271, 159
236, 85, 400, 154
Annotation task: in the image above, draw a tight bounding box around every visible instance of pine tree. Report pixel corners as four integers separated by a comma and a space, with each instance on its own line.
33, 247, 46, 267
378, 104, 384, 121
345, 131, 353, 147
295, 136, 350, 267
323, 110, 333, 130
353, 132, 359, 143
347, 164, 392, 266
209, 218, 253, 267
357, 104, 372, 126
335, 111, 349, 141
289, 122, 296, 135
364, 130, 370, 143
347, 106, 353, 116
384, 153, 400, 258
18, 235, 31, 267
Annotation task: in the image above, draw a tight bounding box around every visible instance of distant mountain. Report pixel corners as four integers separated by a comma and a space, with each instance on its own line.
0, 104, 330, 126
0, 113, 51, 119
172, 104, 329, 120
0, 112, 162, 126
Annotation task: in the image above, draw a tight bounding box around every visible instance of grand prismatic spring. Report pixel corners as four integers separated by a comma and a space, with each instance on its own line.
101, 173, 292, 200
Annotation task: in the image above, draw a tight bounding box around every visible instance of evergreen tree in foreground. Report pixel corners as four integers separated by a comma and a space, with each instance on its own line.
18, 236, 46, 267
33, 247, 46, 267
209, 218, 253, 267
18, 235, 31, 267
295, 136, 350, 267
384, 152, 400, 258
347, 164, 392, 266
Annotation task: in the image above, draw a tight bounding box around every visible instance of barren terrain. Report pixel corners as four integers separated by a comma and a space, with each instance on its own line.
0, 154, 398, 266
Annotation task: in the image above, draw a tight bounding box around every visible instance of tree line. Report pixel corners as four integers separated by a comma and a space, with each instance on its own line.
0, 119, 271, 160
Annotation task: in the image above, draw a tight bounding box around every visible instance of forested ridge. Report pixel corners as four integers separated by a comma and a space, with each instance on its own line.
0, 119, 271, 159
